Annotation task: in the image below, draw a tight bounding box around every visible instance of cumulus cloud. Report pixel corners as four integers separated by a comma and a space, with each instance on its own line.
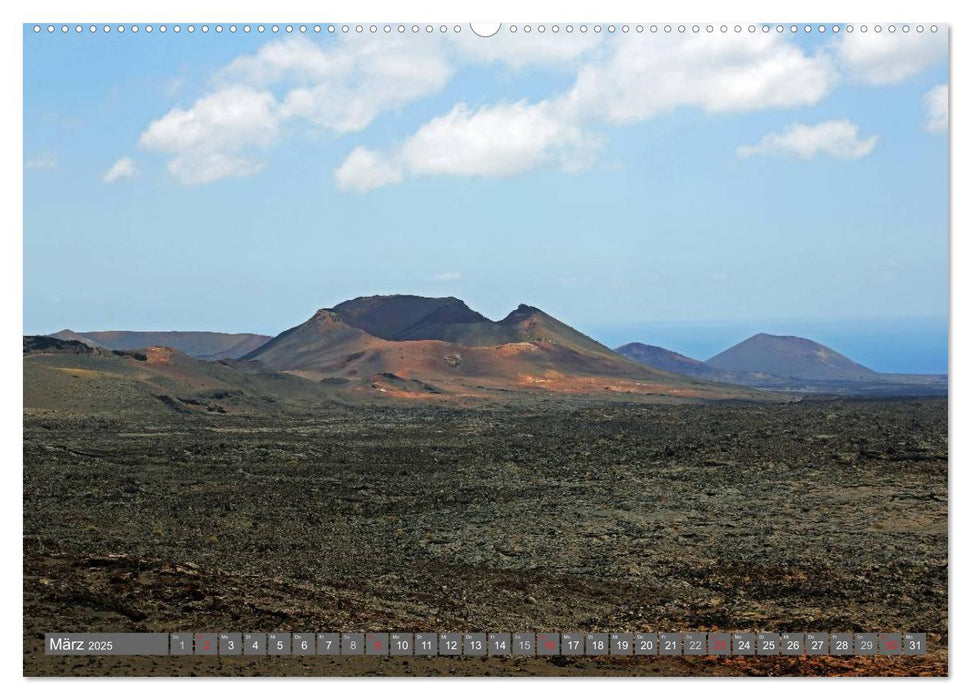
271, 36, 453, 132
139, 86, 278, 184
736, 120, 877, 159
24, 154, 57, 170
137, 28, 947, 188
102, 156, 138, 183
562, 33, 836, 124
835, 29, 947, 85
335, 147, 403, 192
923, 84, 948, 133
336, 33, 839, 191
401, 101, 600, 176
335, 100, 602, 192
140, 36, 452, 185
218, 35, 343, 85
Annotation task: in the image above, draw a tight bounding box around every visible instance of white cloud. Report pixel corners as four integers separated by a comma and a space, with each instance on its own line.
335, 147, 403, 192
835, 30, 947, 85
139, 86, 279, 184
102, 156, 138, 183
279, 50, 450, 133
24, 154, 57, 170
335, 33, 839, 191
219, 35, 343, 85
737, 120, 877, 160
335, 100, 602, 192
562, 33, 836, 124
221, 35, 453, 134
432, 272, 462, 282
250, 36, 453, 133
138, 29, 946, 188
140, 87, 279, 153
923, 84, 948, 133
401, 101, 600, 176
141, 36, 454, 184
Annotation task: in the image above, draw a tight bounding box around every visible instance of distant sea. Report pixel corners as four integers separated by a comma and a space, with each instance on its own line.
588, 316, 948, 375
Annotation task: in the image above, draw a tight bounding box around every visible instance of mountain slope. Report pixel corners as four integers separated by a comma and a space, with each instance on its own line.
499, 304, 620, 359
49, 330, 271, 360
24, 336, 336, 416
618, 336, 945, 396
707, 333, 877, 381
245, 307, 648, 383
245, 297, 759, 400
239, 309, 382, 374
323, 296, 628, 354
615, 343, 721, 379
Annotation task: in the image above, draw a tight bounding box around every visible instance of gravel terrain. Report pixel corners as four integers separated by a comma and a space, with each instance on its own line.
24, 398, 947, 676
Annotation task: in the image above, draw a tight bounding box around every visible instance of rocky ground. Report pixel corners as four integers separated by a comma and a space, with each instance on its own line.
23, 398, 948, 676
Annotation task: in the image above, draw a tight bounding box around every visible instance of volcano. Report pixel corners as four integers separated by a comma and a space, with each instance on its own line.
243, 295, 752, 400
706, 333, 877, 381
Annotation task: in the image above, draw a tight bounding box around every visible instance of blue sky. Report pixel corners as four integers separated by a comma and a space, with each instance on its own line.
23, 24, 949, 372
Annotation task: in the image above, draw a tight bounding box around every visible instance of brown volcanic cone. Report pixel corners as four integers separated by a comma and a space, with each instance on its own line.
616, 342, 725, 379
707, 333, 877, 381
245, 295, 759, 400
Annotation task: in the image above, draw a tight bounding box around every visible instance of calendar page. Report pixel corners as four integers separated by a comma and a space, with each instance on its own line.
22, 19, 948, 678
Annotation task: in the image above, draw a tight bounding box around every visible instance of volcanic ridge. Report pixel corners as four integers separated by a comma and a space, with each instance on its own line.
242, 295, 742, 400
